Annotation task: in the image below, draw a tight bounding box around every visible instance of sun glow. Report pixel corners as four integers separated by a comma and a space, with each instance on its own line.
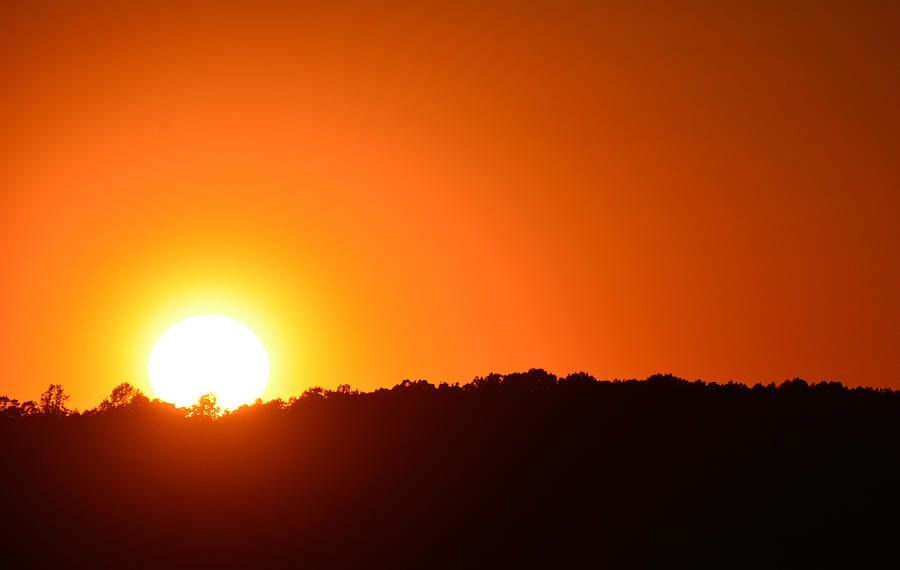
148, 315, 269, 410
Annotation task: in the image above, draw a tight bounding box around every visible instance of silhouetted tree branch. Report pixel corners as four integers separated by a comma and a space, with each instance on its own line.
38, 384, 69, 416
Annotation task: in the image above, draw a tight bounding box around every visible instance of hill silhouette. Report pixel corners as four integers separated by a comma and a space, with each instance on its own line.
2, 370, 899, 568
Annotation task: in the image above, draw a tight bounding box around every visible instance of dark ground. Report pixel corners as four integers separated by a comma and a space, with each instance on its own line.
2, 371, 898, 568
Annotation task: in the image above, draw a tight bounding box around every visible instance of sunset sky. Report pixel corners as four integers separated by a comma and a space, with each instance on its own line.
2, 0, 898, 410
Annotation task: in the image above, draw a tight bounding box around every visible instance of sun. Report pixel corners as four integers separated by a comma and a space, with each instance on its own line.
148, 315, 269, 410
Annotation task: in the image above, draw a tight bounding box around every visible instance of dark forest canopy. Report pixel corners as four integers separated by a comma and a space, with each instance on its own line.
2, 370, 898, 569
2, 370, 896, 421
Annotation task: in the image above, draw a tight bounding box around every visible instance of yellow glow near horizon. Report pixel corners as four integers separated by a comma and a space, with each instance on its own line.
148, 315, 269, 410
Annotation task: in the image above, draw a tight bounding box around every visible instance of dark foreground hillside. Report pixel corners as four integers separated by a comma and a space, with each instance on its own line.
2, 371, 899, 568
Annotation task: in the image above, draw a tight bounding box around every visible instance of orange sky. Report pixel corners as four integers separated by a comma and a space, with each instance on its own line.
2, 1, 898, 409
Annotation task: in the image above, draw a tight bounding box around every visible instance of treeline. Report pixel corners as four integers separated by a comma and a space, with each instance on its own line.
3, 369, 896, 421
2, 370, 899, 568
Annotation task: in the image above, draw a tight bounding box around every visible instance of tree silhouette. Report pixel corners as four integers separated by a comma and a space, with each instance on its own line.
38, 384, 69, 416
188, 393, 221, 419
301, 386, 325, 399
2, 371, 900, 568
0, 396, 26, 419
98, 382, 148, 411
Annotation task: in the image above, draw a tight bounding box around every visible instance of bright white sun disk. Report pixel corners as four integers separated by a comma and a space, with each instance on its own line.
148, 315, 269, 410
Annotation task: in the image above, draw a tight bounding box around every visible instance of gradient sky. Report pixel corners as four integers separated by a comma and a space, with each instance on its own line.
2, 1, 898, 409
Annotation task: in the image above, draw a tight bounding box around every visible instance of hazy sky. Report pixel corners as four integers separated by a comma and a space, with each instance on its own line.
2, 1, 898, 409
